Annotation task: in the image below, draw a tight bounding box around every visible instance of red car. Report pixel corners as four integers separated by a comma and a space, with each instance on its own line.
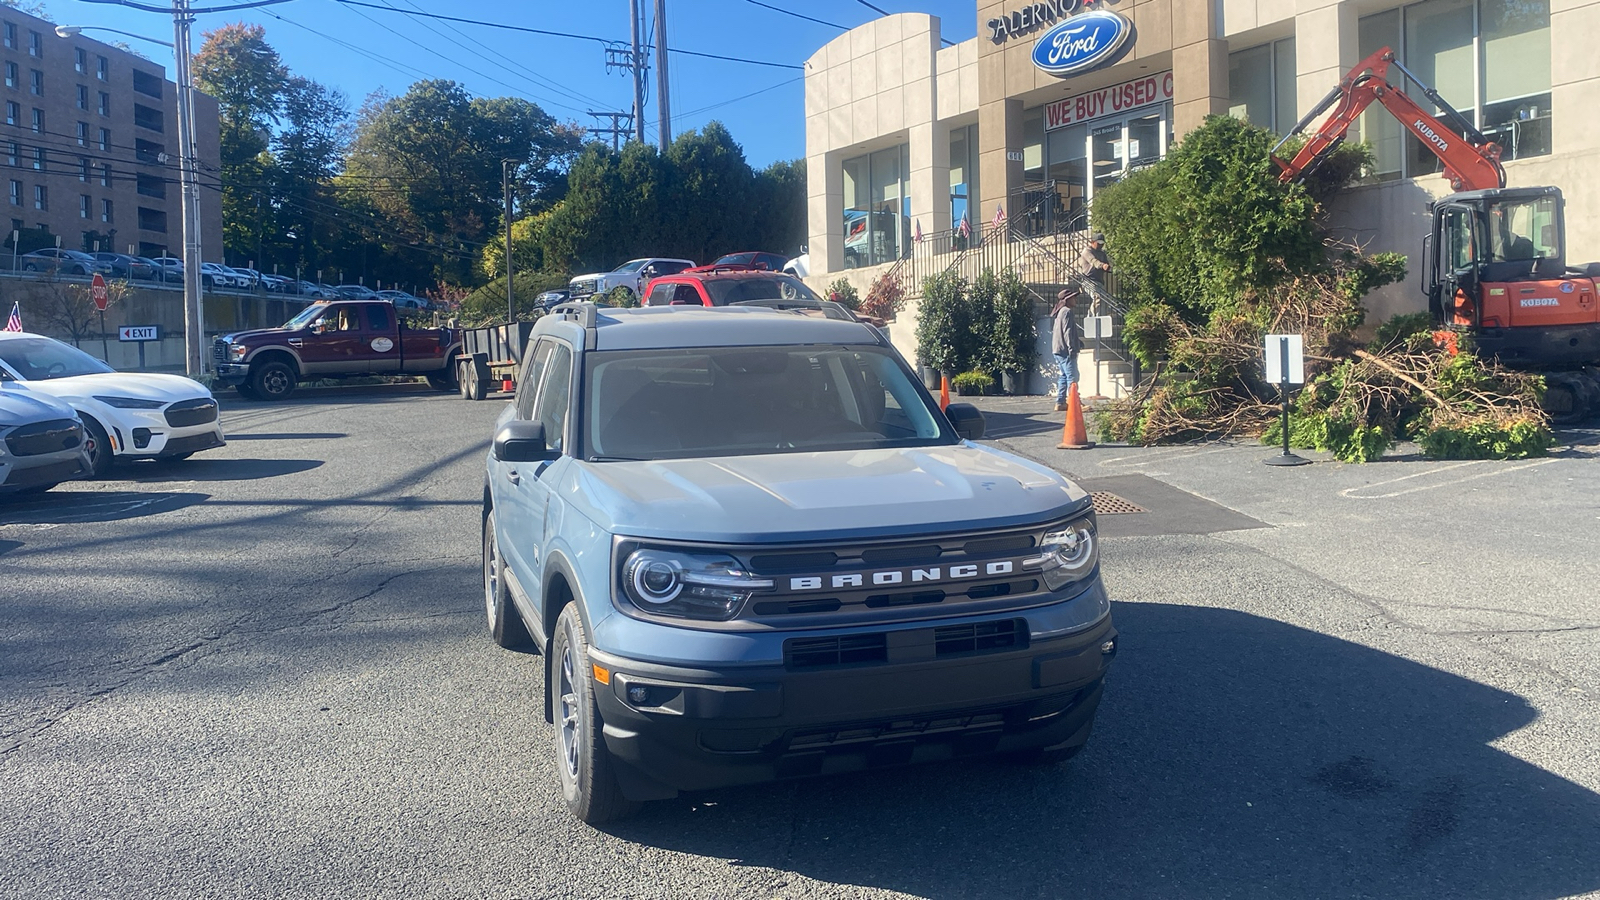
696, 250, 789, 272
643, 268, 824, 307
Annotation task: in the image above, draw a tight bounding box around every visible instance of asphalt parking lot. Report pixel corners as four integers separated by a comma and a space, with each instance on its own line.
2, 390, 1597, 899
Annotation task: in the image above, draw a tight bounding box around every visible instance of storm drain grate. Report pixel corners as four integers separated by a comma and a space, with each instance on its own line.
1090, 492, 1146, 515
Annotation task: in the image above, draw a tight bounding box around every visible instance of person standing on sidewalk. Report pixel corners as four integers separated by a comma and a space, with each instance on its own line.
1078, 232, 1112, 306
1051, 288, 1083, 412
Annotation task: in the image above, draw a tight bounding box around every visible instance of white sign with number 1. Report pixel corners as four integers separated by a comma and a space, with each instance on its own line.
1264, 334, 1305, 385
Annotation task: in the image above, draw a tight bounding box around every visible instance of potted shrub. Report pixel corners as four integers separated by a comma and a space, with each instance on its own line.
989, 269, 1038, 394
914, 270, 968, 382
861, 272, 907, 321
952, 371, 994, 396
826, 277, 860, 310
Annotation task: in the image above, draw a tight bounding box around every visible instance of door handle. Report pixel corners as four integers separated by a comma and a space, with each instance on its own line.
506, 468, 520, 485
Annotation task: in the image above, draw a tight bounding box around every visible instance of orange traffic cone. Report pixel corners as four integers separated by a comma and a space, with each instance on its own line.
1058, 382, 1095, 450
502, 377, 514, 393
939, 374, 951, 410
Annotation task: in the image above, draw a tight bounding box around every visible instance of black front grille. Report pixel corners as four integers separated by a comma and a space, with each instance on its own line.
933, 619, 1021, 657
159, 431, 224, 456
212, 339, 228, 363
783, 619, 1027, 670
786, 633, 888, 669
5, 418, 82, 457
163, 398, 218, 427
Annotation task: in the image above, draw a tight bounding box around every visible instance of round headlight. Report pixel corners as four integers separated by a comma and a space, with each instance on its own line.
1051, 526, 1094, 570
626, 553, 682, 604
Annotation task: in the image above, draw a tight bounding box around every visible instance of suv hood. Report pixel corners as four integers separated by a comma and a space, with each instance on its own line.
565, 444, 1090, 543
0, 385, 79, 422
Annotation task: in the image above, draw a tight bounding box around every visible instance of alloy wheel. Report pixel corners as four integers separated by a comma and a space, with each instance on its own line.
559, 642, 581, 780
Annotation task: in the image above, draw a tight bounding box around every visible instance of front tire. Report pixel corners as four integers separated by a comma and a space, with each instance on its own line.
551, 604, 639, 825
482, 509, 532, 650
250, 360, 297, 401
81, 416, 113, 479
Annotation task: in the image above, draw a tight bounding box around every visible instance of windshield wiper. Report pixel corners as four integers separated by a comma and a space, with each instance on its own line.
588, 455, 651, 462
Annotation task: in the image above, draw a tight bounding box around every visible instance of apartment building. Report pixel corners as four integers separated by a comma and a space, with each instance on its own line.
0, 7, 221, 261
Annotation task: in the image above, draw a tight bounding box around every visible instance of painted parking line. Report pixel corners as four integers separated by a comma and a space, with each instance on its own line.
1097, 443, 1238, 469
1341, 458, 1557, 499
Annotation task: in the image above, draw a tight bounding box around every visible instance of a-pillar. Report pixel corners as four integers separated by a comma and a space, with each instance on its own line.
1295, 0, 1361, 125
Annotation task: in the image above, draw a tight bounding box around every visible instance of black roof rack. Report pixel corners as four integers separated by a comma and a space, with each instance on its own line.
549, 301, 602, 348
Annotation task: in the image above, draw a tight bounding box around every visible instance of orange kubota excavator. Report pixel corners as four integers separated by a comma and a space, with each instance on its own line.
1272, 46, 1600, 418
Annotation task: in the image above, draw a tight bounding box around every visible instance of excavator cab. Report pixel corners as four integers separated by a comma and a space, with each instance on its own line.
1425, 186, 1600, 368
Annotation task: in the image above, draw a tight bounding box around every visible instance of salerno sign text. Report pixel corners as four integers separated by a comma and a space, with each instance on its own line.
1045, 71, 1173, 130
987, 0, 1100, 43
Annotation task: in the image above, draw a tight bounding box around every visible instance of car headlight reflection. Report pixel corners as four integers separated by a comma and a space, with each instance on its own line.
228, 343, 248, 361
620, 548, 773, 621
1023, 516, 1099, 591
92, 395, 166, 409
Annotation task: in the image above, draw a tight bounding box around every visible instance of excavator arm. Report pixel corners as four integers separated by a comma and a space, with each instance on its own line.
1271, 47, 1506, 192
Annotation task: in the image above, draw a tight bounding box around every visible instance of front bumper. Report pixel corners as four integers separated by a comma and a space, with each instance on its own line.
0, 453, 91, 492
587, 593, 1116, 799
214, 362, 249, 386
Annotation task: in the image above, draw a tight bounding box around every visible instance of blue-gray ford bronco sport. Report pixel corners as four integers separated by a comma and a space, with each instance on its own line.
482, 302, 1116, 823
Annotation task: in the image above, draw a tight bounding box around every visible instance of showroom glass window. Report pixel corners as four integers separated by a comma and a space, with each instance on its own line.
1358, 0, 1550, 181
840, 143, 909, 269
948, 123, 979, 235
1228, 38, 1297, 134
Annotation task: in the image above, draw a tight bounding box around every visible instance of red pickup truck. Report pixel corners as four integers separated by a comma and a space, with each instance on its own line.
213, 300, 462, 400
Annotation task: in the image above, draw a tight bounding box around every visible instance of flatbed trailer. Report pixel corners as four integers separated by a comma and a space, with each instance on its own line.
455, 320, 536, 400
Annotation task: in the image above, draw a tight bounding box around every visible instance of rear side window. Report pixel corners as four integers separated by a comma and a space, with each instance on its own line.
366, 304, 390, 332
516, 340, 554, 420
534, 345, 574, 454
646, 282, 676, 307
671, 284, 703, 306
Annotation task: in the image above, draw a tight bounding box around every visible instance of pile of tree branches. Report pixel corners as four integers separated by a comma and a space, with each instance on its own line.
1089, 117, 1552, 462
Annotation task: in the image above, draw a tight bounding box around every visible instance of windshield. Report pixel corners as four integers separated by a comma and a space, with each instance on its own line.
283, 305, 327, 328
0, 336, 116, 380
583, 345, 951, 461
703, 275, 820, 306
1486, 195, 1561, 263
613, 259, 651, 274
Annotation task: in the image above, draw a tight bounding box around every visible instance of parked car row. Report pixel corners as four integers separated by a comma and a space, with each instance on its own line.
565, 251, 799, 304
0, 330, 226, 496
6, 251, 433, 308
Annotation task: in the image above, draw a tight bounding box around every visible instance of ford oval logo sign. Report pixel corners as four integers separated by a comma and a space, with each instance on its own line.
1031, 11, 1133, 77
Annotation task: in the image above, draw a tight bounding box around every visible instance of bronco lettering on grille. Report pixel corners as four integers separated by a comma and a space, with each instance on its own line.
788, 560, 1018, 593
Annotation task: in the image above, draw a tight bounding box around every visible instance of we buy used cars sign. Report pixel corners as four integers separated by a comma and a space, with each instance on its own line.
1045, 71, 1173, 131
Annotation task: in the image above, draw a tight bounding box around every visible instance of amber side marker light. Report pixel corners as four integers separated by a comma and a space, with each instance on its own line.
592, 664, 611, 685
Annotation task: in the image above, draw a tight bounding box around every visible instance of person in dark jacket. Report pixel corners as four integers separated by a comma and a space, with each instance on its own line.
1051, 288, 1083, 411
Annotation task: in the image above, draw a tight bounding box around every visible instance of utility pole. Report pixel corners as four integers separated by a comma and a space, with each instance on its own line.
586, 111, 634, 152
629, 0, 645, 143
503, 159, 514, 323
172, 0, 205, 378
654, 0, 670, 150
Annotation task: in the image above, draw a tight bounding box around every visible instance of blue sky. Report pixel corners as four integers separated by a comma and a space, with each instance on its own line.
43, 0, 978, 167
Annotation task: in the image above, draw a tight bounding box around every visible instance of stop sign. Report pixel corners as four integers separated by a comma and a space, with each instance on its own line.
91, 273, 108, 312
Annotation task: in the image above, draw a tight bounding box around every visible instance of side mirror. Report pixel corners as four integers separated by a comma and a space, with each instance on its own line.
310, 321, 326, 334
493, 420, 559, 463
944, 402, 986, 441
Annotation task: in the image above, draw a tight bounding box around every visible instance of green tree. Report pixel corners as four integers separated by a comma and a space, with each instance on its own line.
751, 158, 807, 255
272, 76, 348, 274
343, 80, 581, 285
194, 23, 288, 264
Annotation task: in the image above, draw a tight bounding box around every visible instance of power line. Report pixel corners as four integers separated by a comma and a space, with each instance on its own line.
330, 0, 804, 70
742, 0, 850, 30
330, 0, 595, 116
849, 0, 891, 14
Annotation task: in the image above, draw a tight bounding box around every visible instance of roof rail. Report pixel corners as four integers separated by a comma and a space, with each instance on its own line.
728, 297, 860, 322
550, 301, 601, 348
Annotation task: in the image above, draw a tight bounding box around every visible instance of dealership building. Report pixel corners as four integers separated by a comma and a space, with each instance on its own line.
803, 0, 1596, 325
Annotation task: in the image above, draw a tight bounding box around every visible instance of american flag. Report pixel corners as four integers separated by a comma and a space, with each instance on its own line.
991, 204, 1006, 228
913, 219, 922, 243
3, 302, 19, 332
957, 212, 971, 240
